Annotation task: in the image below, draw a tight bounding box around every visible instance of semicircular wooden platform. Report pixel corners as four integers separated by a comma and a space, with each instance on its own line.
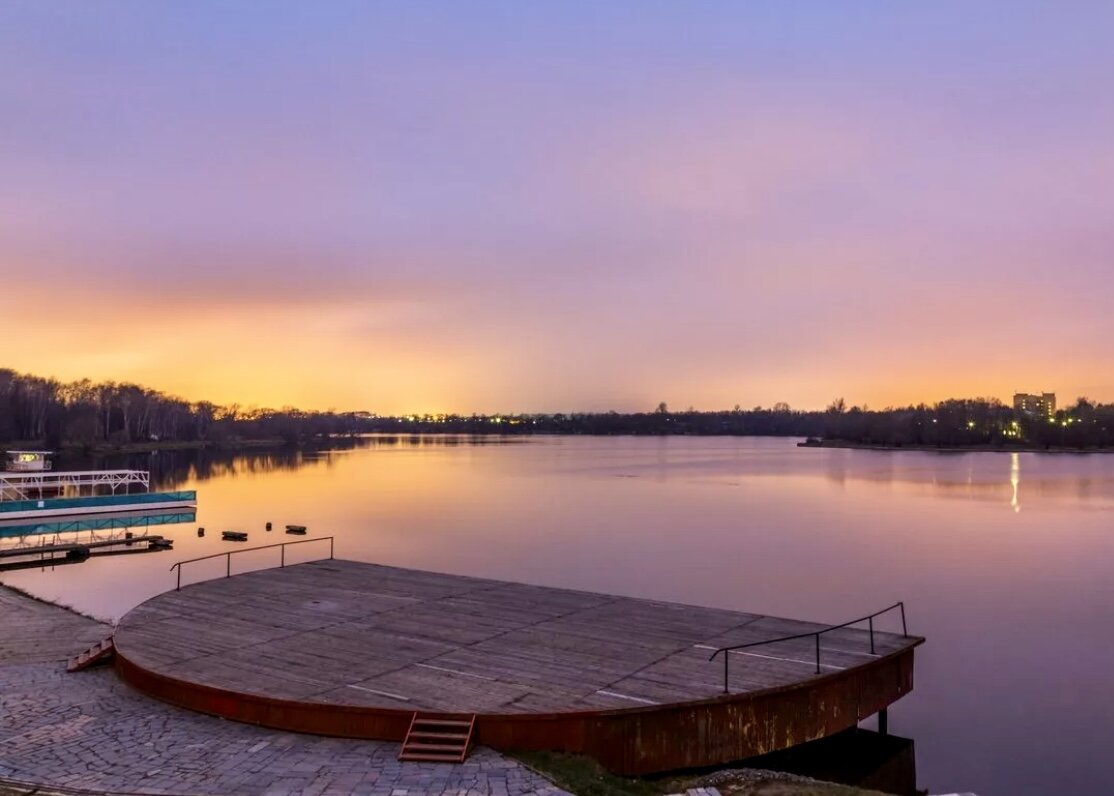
113, 559, 923, 774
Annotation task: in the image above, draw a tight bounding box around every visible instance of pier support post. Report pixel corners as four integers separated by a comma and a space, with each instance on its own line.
878, 707, 888, 736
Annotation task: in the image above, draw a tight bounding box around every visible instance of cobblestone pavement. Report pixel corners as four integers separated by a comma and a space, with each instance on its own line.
0, 587, 568, 796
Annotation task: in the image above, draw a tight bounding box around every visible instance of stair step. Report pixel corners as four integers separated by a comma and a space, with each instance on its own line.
67, 637, 115, 673
413, 719, 471, 728
399, 711, 476, 764
403, 742, 467, 753
398, 752, 466, 763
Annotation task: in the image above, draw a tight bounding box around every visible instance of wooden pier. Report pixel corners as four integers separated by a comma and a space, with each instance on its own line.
0, 535, 173, 571
113, 559, 923, 774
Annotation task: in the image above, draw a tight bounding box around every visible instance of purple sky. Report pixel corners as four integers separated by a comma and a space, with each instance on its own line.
3, 2, 1113, 412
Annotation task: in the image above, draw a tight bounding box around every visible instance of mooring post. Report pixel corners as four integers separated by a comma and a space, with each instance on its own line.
878, 707, 889, 735
723, 653, 729, 693
869, 616, 875, 654
814, 634, 821, 673
281, 544, 285, 568
226, 554, 230, 578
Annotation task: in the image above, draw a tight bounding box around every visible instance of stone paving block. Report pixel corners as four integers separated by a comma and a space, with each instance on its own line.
0, 586, 569, 796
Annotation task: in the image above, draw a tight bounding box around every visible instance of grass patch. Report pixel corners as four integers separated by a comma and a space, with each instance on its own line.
511, 751, 888, 796
512, 752, 668, 796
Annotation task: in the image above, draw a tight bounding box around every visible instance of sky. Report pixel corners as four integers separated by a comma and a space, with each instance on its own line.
3, 2, 1113, 414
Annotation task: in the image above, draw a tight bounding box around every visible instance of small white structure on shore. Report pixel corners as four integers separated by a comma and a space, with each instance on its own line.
4, 451, 53, 472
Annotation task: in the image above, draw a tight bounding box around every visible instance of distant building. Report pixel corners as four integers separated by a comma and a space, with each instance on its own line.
1014, 392, 1056, 417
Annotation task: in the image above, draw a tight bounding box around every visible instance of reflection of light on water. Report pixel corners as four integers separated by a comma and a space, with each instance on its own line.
1010, 453, 1021, 513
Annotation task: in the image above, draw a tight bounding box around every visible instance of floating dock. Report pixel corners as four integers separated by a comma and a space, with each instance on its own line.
113, 560, 923, 774
0, 534, 173, 571
0, 487, 196, 521
0, 466, 196, 521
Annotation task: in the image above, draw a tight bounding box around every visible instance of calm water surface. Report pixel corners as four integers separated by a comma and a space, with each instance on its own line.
4, 436, 1114, 796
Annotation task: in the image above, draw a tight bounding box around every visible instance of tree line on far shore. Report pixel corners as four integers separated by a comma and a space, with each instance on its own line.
363, 398, 1114, 448
0, 369, 365, 448
2, 368, 1113, 450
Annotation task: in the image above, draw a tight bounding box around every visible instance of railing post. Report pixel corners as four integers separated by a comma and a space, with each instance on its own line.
815, 634, 821, 674
869, 616, 875, 654
900, 602, 907, 636
168, 536, 350, 593
723, 653, 729, 694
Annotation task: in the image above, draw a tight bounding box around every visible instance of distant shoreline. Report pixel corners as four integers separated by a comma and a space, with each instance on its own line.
61, 438, 290, 455
797, 439, 1114, 454
7, 434, 1114, 456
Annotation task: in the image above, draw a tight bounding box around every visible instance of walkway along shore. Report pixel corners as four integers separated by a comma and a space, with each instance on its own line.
0, 584, 568, 796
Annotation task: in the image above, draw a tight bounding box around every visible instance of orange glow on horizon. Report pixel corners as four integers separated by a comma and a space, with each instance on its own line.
4, 5, 1113, 414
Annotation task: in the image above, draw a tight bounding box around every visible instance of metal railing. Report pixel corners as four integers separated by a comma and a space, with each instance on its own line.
169, 536, 334, 590
0, 469, 150, 501
708, 601, 908, 693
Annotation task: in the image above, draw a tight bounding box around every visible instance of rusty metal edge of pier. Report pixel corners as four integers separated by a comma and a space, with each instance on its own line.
114, 638, 922, 775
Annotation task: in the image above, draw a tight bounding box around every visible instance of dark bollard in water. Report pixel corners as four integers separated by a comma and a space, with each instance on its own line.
198, 527, 205, 537
266, 522, 272, 531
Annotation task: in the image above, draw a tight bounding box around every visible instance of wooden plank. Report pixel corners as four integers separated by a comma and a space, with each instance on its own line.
113, 559, 922, 714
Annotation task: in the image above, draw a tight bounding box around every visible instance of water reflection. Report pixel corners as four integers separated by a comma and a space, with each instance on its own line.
739, 729, 921, 795
0, 510, 197, 540
52, 435, 526, 493
0, 512, 183, 572
120, 434, 1114, 516
813, 447, 1114, 511
1010, 453, 1021, 513
0, 542, 171, 573
5, 436, 1114, 795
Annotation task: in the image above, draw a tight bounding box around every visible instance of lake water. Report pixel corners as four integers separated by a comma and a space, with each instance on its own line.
4, 435, 1113, 796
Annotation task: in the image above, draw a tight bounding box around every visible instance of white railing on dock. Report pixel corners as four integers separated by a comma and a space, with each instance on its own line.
0, 470, 151, 501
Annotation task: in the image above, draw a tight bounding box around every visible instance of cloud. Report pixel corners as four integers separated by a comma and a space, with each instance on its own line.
3, 4, 1114, 411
